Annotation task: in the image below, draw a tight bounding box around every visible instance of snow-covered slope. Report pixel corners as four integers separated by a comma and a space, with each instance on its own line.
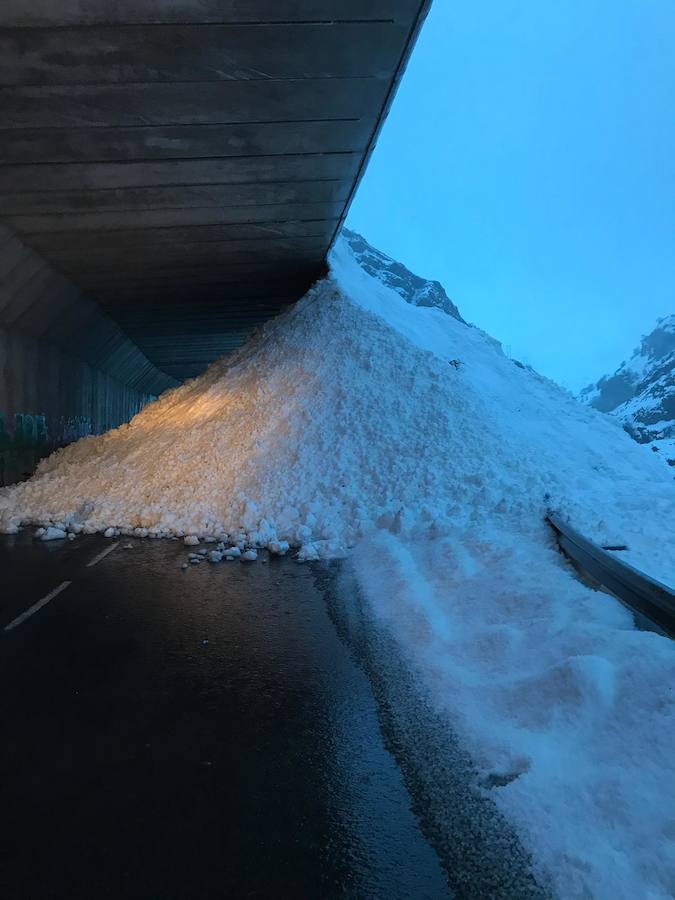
1, 234, 674, 898
580, 315, 675, 465
342, 227, 464, 321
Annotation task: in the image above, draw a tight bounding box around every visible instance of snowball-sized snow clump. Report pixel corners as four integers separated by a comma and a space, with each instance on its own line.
41, 527, 66, 541
268, 539, 289, 556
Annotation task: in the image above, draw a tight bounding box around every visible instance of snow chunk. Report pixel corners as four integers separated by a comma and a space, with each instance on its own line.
297, 542, 320, 562
268, 539, 289, 556
41, 527, 67, 541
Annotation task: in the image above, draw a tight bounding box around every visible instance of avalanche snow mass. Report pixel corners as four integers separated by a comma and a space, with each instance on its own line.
1, 234, 674, 900
2, 236, 673, 571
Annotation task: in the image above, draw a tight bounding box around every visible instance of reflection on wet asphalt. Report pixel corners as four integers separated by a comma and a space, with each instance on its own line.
0, 533, 451, 899
325, 567, 549, 900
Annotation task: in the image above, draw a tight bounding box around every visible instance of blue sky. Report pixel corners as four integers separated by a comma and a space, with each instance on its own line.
347, 0, 675, 392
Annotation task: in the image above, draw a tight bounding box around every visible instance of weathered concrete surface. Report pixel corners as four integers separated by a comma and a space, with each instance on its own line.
0, 1, 432, 378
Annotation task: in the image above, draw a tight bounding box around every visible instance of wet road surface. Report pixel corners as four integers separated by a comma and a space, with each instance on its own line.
0, 533, 451, 899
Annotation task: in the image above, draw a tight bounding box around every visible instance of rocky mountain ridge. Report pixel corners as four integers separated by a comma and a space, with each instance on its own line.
342, 227, 464, 322
580, 314, 675, 465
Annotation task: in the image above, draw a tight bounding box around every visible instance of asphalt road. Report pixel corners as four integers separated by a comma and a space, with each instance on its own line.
0, 532, 451, 900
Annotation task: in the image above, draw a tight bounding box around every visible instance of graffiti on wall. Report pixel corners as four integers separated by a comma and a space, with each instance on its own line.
0, 411, 93, 486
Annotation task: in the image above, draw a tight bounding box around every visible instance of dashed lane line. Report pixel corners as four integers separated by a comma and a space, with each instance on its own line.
86, 541, 120, 568
4, 539, 121, 633
4, 581, 72, 632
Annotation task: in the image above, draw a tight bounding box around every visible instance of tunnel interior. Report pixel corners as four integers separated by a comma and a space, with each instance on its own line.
0, 1, 430, 483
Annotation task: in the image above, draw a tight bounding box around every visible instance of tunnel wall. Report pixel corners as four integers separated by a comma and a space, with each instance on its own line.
0, 225, 176, 485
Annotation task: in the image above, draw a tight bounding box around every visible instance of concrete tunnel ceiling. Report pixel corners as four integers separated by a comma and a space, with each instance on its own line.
0, 1, 431, 382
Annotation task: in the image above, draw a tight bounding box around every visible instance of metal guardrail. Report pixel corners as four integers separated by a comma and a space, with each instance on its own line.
547, 512, 675, 639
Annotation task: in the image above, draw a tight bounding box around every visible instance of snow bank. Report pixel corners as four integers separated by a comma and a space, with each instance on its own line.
353, 530, 675, 900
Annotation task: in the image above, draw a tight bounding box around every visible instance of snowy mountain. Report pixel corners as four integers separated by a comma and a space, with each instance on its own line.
342, 227, 464, 321
580, 315, 675, 465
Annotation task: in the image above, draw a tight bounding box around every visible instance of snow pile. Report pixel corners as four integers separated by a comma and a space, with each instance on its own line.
2, 233, 674, 895
2, 247, 482, 556
2, 236, 674, 576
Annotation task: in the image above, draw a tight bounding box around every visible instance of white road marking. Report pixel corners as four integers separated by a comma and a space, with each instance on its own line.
4, 581, 72, 632
86, 541, 120, 568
